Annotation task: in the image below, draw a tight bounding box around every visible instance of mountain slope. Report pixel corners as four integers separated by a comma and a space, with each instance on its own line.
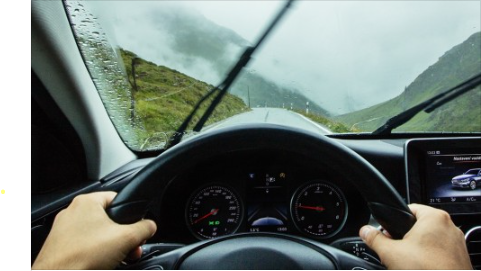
120, 49, 249, 149
336, 32, 481, 132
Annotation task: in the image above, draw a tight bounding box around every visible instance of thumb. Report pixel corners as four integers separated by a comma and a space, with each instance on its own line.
359, 225, 394, 256
122, 219, 157, 246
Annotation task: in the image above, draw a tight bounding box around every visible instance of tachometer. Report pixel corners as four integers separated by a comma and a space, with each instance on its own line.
291, 181, 347, 238
186, 185, 243, 239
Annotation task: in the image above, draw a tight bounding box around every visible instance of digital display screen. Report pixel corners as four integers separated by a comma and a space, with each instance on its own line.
246, 171, 289, 233
425, 150, 481, 204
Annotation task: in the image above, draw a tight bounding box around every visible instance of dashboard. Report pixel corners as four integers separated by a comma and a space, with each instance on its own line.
136, 136, 480, 268
134, 136, 479, 269
123, 137, 481, 237
151, 150, 371, 245
31, 135, 481, 268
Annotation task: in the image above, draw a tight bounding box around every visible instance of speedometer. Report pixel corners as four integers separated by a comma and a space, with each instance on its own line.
291, 181, 347, 238
186, 185, 243, 239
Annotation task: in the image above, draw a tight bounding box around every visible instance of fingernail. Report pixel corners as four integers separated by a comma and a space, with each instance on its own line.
361, 226, 372, 240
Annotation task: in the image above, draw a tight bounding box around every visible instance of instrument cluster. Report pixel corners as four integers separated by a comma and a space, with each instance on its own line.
156, 157, 370, 244
185, 177, 348, 240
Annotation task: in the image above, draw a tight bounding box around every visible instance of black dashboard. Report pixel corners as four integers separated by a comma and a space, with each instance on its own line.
146, 136, 481, 244
139, 135, 480, 268
123, 138, 481, 244
31, 135, 481, 268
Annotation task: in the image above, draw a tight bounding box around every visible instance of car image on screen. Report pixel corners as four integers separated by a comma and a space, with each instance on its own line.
451, 168, 481, 190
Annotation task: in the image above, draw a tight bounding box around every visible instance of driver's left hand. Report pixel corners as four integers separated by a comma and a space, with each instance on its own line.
32, 192, 157, 270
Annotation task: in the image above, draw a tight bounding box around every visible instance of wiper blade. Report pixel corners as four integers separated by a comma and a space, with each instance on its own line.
164, 0, 295, 149
372, 72, 481, 135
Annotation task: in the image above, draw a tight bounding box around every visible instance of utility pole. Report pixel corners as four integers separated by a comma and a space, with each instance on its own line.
129, 57, 140, 121
131, 58, 139, 93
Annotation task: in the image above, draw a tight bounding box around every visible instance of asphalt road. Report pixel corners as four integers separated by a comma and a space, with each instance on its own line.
204, 108, 331, 135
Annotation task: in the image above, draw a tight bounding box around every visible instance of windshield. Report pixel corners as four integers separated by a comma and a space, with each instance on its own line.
64, 1, 481, 151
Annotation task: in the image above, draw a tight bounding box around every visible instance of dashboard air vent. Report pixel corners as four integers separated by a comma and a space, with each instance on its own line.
466, 226, 481, 269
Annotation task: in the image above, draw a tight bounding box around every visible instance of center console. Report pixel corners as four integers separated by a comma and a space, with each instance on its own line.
405, 137, 481, 215
405, 137, 481, 269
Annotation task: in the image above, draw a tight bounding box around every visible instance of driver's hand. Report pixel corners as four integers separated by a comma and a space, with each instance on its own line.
359, 204, 472, 270
32, 192, 157, 270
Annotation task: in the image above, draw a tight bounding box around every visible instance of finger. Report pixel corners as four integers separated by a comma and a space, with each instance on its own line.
123, 219, 157, 246
407, 203, 424, 216
359, 225, 395, 256
127, 239, 147, 260
126, 246, 143, 260
82, 191, 118, 209
407, 203, 435, 219
379, 228, 392, 239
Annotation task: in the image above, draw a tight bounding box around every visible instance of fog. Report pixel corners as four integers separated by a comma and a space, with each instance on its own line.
87, 1, 480, 115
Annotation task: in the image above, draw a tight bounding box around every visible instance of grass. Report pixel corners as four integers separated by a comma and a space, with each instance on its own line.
120, 49, 249, 150
293, 109, 358, 133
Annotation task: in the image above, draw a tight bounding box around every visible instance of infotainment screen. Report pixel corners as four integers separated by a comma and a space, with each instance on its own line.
425, 151, 481, 204
406, 138, 481, 215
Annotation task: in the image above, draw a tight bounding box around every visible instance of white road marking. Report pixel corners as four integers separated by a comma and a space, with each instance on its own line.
294, 112, 332, 134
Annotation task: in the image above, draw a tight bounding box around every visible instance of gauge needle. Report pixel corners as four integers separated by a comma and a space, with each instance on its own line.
298, 205, 325, 212
193, 208, 219, 224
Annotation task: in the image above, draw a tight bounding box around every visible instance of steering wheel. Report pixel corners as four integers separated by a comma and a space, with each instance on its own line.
107, 124, 415, 269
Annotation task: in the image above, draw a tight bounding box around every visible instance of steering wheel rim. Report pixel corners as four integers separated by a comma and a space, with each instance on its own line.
107, 124, 415, 268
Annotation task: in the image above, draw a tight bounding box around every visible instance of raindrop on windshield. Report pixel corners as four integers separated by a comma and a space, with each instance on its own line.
65, 1, 143, 150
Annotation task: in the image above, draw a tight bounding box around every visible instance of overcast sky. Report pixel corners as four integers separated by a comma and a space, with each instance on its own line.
87, 1, 480, 114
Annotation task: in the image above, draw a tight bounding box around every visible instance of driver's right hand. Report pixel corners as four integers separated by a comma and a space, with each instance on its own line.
359, 204, 472, 270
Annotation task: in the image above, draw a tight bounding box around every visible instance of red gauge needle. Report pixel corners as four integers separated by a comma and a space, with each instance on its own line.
298, 205, 325, 211
193, 208, 219, 224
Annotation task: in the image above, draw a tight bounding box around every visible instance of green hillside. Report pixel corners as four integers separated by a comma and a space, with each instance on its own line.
335, 32, 481, 133
120, 49, 249, 149
120, 47, 355, 150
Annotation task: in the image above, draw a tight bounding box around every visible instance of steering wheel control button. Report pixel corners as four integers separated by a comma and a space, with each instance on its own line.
339, 240, 381, 264
361, 252, 382, 265
140, 243, 184, 260
331, 237, 382, 266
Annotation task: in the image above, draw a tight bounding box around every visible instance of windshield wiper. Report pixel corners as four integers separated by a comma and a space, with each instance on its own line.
372, 72, 481, 135
164, 0, 295, 149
